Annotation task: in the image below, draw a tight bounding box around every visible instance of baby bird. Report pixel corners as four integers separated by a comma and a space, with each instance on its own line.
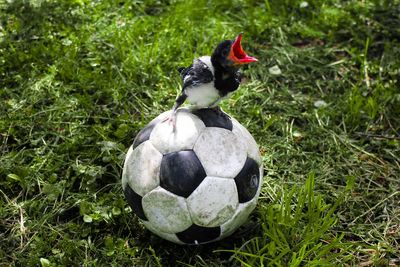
166, 33, 258, 126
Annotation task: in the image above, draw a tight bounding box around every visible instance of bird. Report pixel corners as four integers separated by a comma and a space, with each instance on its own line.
164, 33, 258, 127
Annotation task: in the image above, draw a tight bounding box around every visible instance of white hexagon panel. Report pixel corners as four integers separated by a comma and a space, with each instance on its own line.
122, 108, 263, 245
150, 110, 205, 154
187, 176, 238, 227
122, 142, 162, 197
231, 118, 262, 165
193, 127, 247, 178
142, 187, 192, 233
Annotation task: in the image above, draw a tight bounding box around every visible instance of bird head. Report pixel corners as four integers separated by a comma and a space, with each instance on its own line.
211, 33, 258, 69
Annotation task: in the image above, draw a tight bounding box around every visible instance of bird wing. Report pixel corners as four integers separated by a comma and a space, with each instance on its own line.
179, 59, 214, 91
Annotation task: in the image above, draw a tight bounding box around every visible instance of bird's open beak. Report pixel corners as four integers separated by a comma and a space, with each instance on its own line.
229, 33, 258, 65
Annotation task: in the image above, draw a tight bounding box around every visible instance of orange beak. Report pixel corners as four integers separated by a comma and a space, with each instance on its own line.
228, 33, 258, 65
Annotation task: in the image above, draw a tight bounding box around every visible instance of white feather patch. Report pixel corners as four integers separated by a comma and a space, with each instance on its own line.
185, 83, 219, 108
183, 56, 219, 108
198, 56, 214, 75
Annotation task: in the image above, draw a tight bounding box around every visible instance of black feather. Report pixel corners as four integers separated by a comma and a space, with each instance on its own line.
181, 59, 213, 91
177, 67, 187, 75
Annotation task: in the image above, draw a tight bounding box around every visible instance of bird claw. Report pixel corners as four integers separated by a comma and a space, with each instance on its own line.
162, 113, 177, 132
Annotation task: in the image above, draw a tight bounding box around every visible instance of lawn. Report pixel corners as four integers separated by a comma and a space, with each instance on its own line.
1, 0, 399, 266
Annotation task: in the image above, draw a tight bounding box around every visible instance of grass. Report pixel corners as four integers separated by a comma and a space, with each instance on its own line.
1, 0, 399, 266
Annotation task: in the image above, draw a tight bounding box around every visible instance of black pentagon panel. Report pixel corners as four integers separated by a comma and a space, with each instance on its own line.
160, 150, 206, 198
132, 114, 168, 150
192, 108, 233, 131
234, 157, 260, 203
176, 224, 221, 244
123, 185, 148, 221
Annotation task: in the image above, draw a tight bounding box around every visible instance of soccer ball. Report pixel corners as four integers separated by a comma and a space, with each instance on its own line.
122, 108, 263, 245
